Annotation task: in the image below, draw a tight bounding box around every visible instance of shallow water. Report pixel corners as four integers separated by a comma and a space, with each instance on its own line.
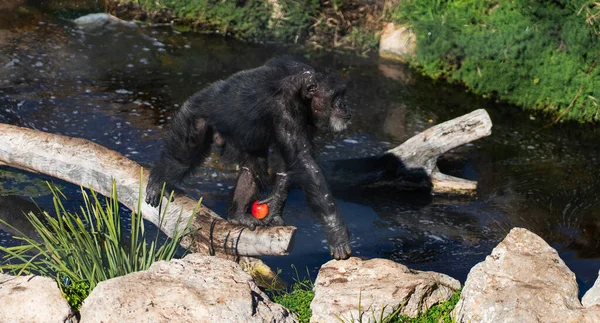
2, 3, 600, 295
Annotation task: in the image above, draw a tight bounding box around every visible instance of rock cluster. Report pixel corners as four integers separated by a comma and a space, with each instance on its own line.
2, 228, 600, 323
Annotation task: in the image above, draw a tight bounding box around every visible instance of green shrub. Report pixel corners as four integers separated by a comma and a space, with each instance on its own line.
272, 280, 315, 323
395, 0, 600, 122
271, 0, 320, 43
269, 266, 315, 323
0, 180, 195, 309
131, 0, 319, 42
61, 281, 90, 310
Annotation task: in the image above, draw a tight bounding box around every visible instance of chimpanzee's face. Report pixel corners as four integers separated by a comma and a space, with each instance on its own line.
329, 88, 351, 132
309, 73, 351, 132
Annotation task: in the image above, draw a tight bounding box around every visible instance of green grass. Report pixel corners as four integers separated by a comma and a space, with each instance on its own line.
272, 279, 315, 323
339, 291, 461, 323
0, 179, 195, 309
269, 266, 315, 323
391, 291, 460, 323
393, 0, 600, 123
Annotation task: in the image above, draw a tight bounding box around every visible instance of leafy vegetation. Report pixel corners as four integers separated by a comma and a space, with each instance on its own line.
0, 181, 194, 309
394, 0, 600, 122
392, 291, 460, 323
61, 280, 90, 310
269, 266, 315, 323
130, 0, 319, 42
124, 0, 383, 54
272, 280, 315, 323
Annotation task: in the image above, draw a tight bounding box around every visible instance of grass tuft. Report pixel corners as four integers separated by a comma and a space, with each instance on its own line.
269, 265, 315, 323
0, 178, 195, 310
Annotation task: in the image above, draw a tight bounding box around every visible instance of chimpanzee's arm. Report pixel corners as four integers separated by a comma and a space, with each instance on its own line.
145, 102, 213, 207
292, 150, 351, 259
274, 111, 351, 260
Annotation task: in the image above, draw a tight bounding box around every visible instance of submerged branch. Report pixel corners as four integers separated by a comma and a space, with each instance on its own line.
324, 109, 493, 195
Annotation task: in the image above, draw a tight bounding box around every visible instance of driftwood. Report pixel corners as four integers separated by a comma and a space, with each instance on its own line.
0, 109, 492, 260
0, 123, 296, 258
324, 109, 493, 194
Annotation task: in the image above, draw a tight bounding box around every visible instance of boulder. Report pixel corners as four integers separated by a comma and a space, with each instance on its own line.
79, 254, 296, 323
583, 271, 600, 308
0, 273, 75, 323
310, 257, 460, 323
452, 227, 600, 323
379, 23, 416, 62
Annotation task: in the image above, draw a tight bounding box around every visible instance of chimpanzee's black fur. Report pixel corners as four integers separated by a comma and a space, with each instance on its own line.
145, 56, 352, 260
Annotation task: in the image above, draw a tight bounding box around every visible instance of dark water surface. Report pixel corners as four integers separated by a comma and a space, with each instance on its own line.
2, 3, 600, 296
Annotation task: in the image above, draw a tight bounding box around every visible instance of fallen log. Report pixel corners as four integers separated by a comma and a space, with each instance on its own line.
323, 109, 492, 195
0, 109, 491, 258
0, 123, 296, 258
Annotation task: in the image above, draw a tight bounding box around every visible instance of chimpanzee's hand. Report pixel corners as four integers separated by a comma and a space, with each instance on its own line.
327, 226, 352, 260
145, 182, 173, 207
258, 193, 286, 226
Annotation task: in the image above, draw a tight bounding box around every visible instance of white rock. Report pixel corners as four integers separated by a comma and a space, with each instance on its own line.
79, 254, 296, 323
0, 273, 75, 323
379, 23, 416, 62
310, 257, 460, 323
583, 270, 600, 308
74, 13, 137, 31
452, 227, 600, 323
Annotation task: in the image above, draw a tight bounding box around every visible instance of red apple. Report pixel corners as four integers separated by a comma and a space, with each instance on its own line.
251, 200, 269, 219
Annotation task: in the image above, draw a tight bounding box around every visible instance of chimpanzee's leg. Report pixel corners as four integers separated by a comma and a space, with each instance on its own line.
227, 155, 269, 230
146, 109, 214, 207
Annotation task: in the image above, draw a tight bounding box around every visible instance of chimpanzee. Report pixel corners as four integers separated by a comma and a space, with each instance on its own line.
145, 56, 352, 260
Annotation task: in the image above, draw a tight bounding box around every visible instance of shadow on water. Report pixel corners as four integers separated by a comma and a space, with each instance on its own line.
2, 1, 600, 296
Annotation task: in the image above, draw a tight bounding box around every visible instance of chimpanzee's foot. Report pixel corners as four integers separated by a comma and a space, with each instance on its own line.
145, 182, 174, 207
228, 213, 263, 230
327, 225, 352, 260
329, 241, 352, 260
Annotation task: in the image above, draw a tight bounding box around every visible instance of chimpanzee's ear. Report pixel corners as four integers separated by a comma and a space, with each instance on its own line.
301, 70, 317, 100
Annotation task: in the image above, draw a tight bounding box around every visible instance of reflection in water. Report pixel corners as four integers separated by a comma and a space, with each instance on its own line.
0, 196, 41, 245
1, 2, 600, 294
